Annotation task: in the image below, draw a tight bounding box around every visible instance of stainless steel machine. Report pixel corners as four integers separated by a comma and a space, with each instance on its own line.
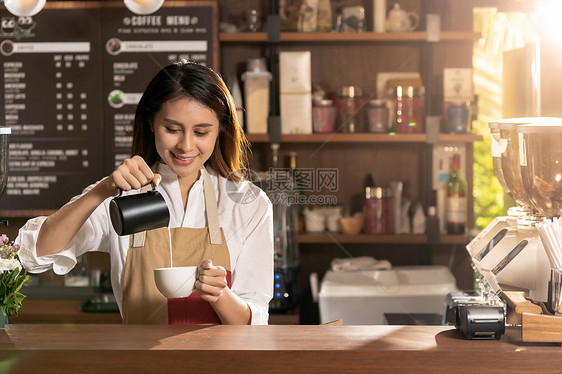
467, 118, 562, 309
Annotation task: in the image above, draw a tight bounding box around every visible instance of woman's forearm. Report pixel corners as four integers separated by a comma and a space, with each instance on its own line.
212, 288, 252, 325
36, 180, 115, 256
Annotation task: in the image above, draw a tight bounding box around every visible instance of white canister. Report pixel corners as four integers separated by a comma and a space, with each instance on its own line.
325, 206, 343, 232
373, 0, 386, 32
280, 51, 312, 134
304, 207, 326, 233
242, 71, 271, 134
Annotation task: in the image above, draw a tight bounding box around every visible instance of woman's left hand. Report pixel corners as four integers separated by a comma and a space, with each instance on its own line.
195, 259, 228, 303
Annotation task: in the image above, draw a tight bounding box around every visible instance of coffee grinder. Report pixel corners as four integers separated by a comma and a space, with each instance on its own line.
0, 127, 10, 228
467, 118, 562, 306
448, 118, 562, 339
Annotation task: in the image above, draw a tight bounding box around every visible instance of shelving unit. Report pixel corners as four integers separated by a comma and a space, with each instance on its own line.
219, 31, 481, 43
218, 0, 481, 323
246, 133, 482, 143
298, 233, 470, 245
219, 13, 480, 236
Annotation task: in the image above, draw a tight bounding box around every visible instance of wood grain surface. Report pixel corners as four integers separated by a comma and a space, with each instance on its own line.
1, 324, 562, 373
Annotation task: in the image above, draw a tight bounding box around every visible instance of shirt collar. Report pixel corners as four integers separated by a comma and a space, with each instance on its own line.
155, 162, 207, 184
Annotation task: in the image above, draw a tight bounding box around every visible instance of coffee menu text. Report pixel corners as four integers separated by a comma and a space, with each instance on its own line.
0, 2, 215, 212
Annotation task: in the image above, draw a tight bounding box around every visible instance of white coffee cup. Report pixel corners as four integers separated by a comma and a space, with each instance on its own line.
154, 266, 197, 299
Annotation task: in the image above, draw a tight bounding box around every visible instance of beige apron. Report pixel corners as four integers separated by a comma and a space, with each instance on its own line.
121, 168, 231, 324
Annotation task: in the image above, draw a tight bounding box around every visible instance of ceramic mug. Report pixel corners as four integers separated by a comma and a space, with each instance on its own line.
154, 266, 198, 299
109, 183, 170, 236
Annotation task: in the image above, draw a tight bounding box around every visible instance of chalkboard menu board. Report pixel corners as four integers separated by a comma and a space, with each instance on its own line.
0, 1, 217, 215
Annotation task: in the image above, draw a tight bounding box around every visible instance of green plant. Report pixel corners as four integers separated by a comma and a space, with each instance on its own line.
472, 119, 505, 229
0, 235, 31, 318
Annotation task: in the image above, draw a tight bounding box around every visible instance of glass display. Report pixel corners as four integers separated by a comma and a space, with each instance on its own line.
518, 122, 562, 218
498, 120, 535, 212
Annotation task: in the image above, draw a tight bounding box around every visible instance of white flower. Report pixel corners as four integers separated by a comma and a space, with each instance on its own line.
0, 259, 21, 273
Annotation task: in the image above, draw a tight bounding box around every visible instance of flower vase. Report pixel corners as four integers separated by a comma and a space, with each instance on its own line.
0, 313, 10, 329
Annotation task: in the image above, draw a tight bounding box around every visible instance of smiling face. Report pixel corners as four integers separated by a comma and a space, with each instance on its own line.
152, 97, 219, 187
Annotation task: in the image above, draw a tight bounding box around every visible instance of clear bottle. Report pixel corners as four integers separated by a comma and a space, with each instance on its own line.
446, 154, 467, 234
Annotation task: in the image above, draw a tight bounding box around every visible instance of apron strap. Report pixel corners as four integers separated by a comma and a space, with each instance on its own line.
131, 168, 223, 247
202, 168, 222, 245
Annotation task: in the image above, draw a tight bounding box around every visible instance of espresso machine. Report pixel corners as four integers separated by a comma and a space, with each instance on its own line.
0, 127, 10, 227
466, 118, 562, 307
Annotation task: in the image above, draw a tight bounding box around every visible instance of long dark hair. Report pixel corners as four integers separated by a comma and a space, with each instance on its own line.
130, 60, 249, 180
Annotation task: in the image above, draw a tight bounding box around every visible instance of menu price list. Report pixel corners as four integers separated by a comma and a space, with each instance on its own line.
1, 7, 104, 210
0, 2, 216, 212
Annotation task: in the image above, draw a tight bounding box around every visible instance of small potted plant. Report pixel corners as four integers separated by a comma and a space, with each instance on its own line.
0, 234, 31, 327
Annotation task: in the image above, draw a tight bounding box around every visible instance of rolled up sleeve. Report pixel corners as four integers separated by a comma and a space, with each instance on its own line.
15, 186, 112, 275
230, 193, 274, 325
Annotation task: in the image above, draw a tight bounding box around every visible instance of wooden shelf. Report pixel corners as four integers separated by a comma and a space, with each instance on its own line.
245, 133, 483, 143
219, 31, 481, 43
298, 233, 470, 245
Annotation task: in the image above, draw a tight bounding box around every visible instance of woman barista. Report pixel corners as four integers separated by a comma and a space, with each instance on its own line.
16, 60, 274, 325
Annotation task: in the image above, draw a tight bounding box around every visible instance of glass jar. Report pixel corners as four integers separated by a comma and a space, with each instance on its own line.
366, 99, 389, 133
394, 85, 424, 133
364, 186, 393, 234
312, 99, 336, 133
336, 86, 364, 133
446, 101, 471, 133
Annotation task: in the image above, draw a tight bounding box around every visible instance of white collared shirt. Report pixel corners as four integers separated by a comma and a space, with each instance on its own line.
16, 165, 274, 325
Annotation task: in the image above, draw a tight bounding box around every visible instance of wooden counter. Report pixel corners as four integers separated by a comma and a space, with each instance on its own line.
10, 300, 123, 324
1, 324, 562, 373
10, 299, 298, 325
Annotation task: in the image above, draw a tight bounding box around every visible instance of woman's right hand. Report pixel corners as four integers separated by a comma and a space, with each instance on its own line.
37, 156, 160, 256
105, 155, 161, 196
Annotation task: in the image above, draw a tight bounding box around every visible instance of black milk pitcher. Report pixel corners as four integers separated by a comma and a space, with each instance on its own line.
109, 183, 170, 236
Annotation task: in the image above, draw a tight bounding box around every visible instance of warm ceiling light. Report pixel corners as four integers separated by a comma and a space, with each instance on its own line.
124, 0, 164, 15
3, 0, 46, 16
